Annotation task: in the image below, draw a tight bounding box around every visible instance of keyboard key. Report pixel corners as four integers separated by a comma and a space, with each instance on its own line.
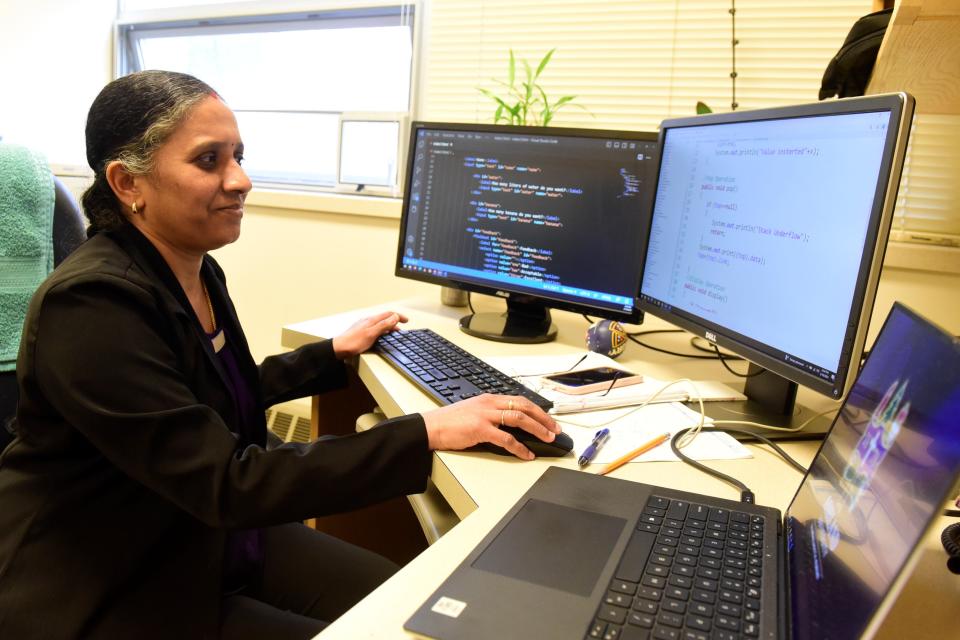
692, 589, 716, 604
685, 614, 711, 632
628, 611, 655, 628
717, 601, 742, 618
603, 627, 622, 640
622, 626, 652, 640
611, 580, 639, 595
653, 626, 680, 640
615, 531, 658, 583
605, 591, 633, 607
643, 575, 666, 589
666, 500, 690, 520
668, 572, 692, 586
635, 600, 659, 614
598, 604, 629, 625
665, 586, 689, 601
662, 599, 686, 614
638, 586, 663, 601
656, 612, 683, 628
647, 496, 670, 510
715, 615, 740, 631
709, 509, 729, 524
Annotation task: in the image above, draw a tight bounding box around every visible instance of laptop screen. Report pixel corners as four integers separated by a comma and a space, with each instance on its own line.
785, 304, 960, 639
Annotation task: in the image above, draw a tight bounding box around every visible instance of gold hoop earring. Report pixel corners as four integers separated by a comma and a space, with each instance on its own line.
131, 202, 138, 215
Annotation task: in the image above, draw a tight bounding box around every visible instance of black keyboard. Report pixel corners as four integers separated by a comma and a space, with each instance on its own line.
375, 329, 553, 411
588, 495, 767, 640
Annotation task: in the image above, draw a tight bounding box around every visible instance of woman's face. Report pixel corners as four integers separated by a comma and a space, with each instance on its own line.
133, 95, 251, 255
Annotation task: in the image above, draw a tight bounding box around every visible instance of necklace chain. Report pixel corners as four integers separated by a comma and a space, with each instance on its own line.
201, 279, 217, 332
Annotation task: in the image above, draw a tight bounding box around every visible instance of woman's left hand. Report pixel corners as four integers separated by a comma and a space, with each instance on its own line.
332, 311, 408, 358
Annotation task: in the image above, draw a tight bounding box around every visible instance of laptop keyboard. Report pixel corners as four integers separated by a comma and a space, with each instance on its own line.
587, 495, 766, 640
375, 329, 553, 411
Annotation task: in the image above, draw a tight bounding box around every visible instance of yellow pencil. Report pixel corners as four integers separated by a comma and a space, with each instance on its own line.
598, 432, 671, 476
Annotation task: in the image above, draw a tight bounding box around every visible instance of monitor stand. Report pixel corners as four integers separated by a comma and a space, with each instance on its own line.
685, 363, 835, 441
459, 296, 558, 344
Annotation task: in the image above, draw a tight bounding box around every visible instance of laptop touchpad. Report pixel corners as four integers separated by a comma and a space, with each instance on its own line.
471, 498, 626, 597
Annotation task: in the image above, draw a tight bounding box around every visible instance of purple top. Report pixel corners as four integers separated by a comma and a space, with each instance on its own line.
209, 324, 264, 592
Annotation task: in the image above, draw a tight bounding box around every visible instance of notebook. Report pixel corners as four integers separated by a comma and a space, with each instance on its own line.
405, 302, 960, 640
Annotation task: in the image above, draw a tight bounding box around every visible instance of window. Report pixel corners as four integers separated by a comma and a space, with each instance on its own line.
117, 2, 415, 193
337, 114, 407, 189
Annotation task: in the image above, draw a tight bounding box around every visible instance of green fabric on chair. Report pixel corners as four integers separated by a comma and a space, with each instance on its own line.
0, 143, 55, 372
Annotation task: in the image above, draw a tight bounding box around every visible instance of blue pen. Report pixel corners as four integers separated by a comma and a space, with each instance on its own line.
578, 428, 610, 467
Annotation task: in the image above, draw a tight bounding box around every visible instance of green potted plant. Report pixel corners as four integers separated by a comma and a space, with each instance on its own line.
478, 49, 588, 126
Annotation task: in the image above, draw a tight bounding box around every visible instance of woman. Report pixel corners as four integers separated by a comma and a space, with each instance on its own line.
0, 70, 559, 639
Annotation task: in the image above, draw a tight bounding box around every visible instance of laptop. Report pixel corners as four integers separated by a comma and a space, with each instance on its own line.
406, 302, 960, 640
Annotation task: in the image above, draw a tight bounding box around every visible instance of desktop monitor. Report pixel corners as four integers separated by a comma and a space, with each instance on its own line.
395, 122, 659, 343
638, 93, 914, 436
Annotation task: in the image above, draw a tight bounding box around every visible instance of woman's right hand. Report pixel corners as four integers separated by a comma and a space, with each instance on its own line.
421, 394, 559, 460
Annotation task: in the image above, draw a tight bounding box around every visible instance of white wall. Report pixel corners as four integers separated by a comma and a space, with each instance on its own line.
210, 204, 433, 361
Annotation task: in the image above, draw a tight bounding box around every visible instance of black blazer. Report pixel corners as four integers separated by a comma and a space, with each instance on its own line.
0, 225, 431, 639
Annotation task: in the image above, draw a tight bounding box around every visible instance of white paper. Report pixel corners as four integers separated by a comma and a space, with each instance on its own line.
555, 402, 750, 465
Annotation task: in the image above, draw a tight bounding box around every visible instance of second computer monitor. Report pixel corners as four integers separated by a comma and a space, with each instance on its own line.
396, 123, 658, 343
639, 93, 914, 436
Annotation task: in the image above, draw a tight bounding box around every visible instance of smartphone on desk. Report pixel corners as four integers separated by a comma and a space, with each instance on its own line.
541, 366, 643, 395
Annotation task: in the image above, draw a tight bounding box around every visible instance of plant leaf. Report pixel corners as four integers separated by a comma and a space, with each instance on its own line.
537, 86, 551, 125
535, 48, 556, 79
494, 104, 505, 123
551, 95, 577, 109
480, 89, 517, 116
508, 49, 515, 88
696, 101, 713, 114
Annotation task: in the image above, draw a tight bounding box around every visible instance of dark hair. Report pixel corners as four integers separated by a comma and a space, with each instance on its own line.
82, 70, 217, 232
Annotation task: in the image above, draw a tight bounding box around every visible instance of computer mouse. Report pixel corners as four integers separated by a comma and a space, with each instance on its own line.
479, 426, 574, 458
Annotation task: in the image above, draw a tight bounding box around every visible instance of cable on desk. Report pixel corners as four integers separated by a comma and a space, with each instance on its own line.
708, 404, 842, 436
580, 315, 730, 363
713, 344, 766, 378
941, 522, 960, 574
670, 426, 807, 503
670, 428, 753, 502
689, 335, 743, 360
625, 330, 724, 360
511, 353, 590, 381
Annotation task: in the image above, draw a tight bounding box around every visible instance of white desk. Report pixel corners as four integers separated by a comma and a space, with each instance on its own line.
282, 296, 958, 639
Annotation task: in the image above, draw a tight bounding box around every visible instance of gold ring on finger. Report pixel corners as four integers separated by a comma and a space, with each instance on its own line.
508, 399, 515, 412
500, 410, 506, 426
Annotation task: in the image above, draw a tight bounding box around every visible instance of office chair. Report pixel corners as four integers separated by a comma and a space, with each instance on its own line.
0, 175, 87, 452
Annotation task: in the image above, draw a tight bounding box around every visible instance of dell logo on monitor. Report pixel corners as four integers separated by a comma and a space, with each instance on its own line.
705, 331, 717, 343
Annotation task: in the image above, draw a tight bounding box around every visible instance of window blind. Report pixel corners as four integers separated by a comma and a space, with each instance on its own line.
418, 1, 960, 257
890, 114, 960, 245
420, 1, 871, 129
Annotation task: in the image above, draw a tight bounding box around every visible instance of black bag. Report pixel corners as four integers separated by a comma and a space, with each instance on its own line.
819, 8, 893, 99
